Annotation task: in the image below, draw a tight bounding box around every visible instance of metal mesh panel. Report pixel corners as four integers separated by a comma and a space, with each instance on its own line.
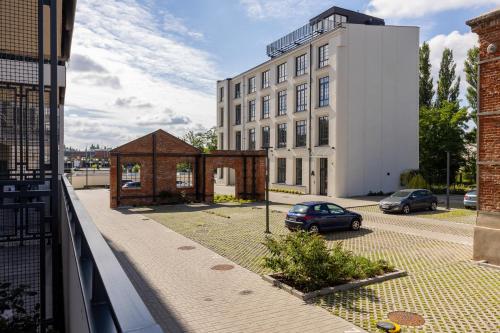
0, 1, 53, 331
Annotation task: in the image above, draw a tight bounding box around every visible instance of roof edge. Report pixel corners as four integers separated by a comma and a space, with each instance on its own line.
466, 7, 500, 27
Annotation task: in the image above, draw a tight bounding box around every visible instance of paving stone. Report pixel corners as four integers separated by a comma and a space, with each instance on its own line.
77, 189, 367, 333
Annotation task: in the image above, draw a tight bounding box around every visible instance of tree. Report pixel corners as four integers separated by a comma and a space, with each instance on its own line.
463, 46, 479, 182
419, 101, 468, 184
419, 42, 434, 108
435, 48, 461, 108
183, 127, 218, 153
464, 46, 479, 137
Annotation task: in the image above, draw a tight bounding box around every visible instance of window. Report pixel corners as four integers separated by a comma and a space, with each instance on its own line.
277, 123, 287, 148
235, 131, 242, 150
318, 116, 329, 146
295, 120, 307, 147
219, 133, 224, 149
248, 128, 256, 150
219, 87, 224, 102
122, 163, 141, 188
277, 62, 287, 83
248, 76, 256, 94
277, 158, 286, 183
277, 90, 287, 115
262, 70, 270, 89
219, 108, 224, 127
295, 158, 302, 185
234, 83, 241, 99
296, 83, 307, 112
261, 126, 270, 148
235, 105, 241, 125
176, 162, 193, 188
262, 95, 270, 119
319, 44, 329, 68
295, 54, 307, 76
319, 76, 329, 107
248, 100, 256, 121
327, 204, 344, 214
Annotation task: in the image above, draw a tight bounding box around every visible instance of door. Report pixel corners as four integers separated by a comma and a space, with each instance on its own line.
411, 190, 426, 209
319, 158, 328, 196
326, 204, 350, 228
311, 204, 331, 228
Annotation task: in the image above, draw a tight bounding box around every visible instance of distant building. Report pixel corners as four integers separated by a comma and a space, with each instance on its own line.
467, 9, 500, 265
216, 6, 419, 197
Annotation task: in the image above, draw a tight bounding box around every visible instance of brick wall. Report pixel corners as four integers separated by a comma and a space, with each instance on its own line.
467, 9, 500, 265
109, 130, 266, 208
468, 11, 500, 213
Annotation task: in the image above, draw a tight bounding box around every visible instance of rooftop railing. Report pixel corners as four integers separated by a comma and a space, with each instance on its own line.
266, 20, 343, 58
61, 175, 163, 333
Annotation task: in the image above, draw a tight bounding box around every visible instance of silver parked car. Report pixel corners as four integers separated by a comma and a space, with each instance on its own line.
464, 189, 477, 209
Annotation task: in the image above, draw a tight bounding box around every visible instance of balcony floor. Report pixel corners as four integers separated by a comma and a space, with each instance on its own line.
76, 189, 366, 333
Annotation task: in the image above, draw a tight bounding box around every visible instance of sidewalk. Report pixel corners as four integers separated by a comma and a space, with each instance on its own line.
76, 189, 367, 333
214, 184, 381, 208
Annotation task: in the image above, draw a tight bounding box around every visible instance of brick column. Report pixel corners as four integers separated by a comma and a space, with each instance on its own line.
467, 9, 500, 265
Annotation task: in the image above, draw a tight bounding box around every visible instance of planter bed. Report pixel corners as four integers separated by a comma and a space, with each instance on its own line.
262, 269, 407, 301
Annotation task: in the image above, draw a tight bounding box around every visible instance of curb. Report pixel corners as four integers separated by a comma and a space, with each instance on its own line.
262, 270, 407, 301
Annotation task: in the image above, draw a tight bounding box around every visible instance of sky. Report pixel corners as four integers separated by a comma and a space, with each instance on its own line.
64, 0, 500, 149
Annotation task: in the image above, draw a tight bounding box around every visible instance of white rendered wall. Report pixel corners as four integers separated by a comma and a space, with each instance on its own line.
334, 24, 419, 196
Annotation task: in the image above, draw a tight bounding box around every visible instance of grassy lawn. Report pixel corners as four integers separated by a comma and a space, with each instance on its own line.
143, 203, 499, 333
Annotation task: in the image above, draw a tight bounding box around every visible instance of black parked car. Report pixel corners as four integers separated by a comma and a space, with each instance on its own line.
379, 189, 438, 214
285, 201, 363, 233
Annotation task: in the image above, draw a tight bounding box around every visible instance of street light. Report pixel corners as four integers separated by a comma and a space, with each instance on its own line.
263, 145, 272, 234
446, 151, 450, 210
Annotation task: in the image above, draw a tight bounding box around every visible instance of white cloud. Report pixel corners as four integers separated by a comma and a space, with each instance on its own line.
239, 0, 324, 19
426, 31, 478, 101
65, 0, 219, 149
366, 0, 500, 19
162, 12, 204, 40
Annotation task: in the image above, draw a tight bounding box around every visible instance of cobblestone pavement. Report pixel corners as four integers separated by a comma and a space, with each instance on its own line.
140, 201, 499, 333
76, 189, 367, 333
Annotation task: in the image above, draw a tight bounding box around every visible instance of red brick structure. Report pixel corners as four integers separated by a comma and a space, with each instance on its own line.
110, 130, 266, 208
467, 9, 500, 265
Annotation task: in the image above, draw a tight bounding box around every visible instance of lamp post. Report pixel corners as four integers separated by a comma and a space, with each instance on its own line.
85, 146, 89, 189
446, 151, 450, 210
263, 145, 272, 234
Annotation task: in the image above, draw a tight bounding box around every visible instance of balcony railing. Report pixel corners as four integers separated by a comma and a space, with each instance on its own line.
61, 175, 162, 333
266, 21, 343, 58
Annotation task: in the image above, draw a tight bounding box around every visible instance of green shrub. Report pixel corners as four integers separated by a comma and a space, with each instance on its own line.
400, 169, 419, 186
213, 194, 254, 204
262, 232, 394, 292
407, 174, 429, 189
269, 188, 304, 195
430, 184, 474, 195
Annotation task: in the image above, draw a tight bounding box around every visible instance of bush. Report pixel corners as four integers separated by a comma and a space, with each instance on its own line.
213, 194, 253, 204
407, 174, 429, 189
430, 184, 474, 195
400, 169, 419, 186
262, 232, 394, 292
269, 188, 304, 195
0, 282, 40, 332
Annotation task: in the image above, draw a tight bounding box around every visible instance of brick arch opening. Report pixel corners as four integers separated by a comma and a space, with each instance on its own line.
202, 152, 266, 203
109, 130, 266, 208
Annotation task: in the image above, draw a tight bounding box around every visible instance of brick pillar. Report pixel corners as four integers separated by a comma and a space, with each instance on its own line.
467, 9, 500, 265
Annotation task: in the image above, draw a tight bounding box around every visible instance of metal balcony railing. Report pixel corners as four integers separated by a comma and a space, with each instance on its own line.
266, 21, 343, 58
61, 175, 162, 333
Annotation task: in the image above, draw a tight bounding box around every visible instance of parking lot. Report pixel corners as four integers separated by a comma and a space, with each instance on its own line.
141, 201, 498, 333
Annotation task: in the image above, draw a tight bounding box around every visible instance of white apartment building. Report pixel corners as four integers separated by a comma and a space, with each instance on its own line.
216, 6, 419, 197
